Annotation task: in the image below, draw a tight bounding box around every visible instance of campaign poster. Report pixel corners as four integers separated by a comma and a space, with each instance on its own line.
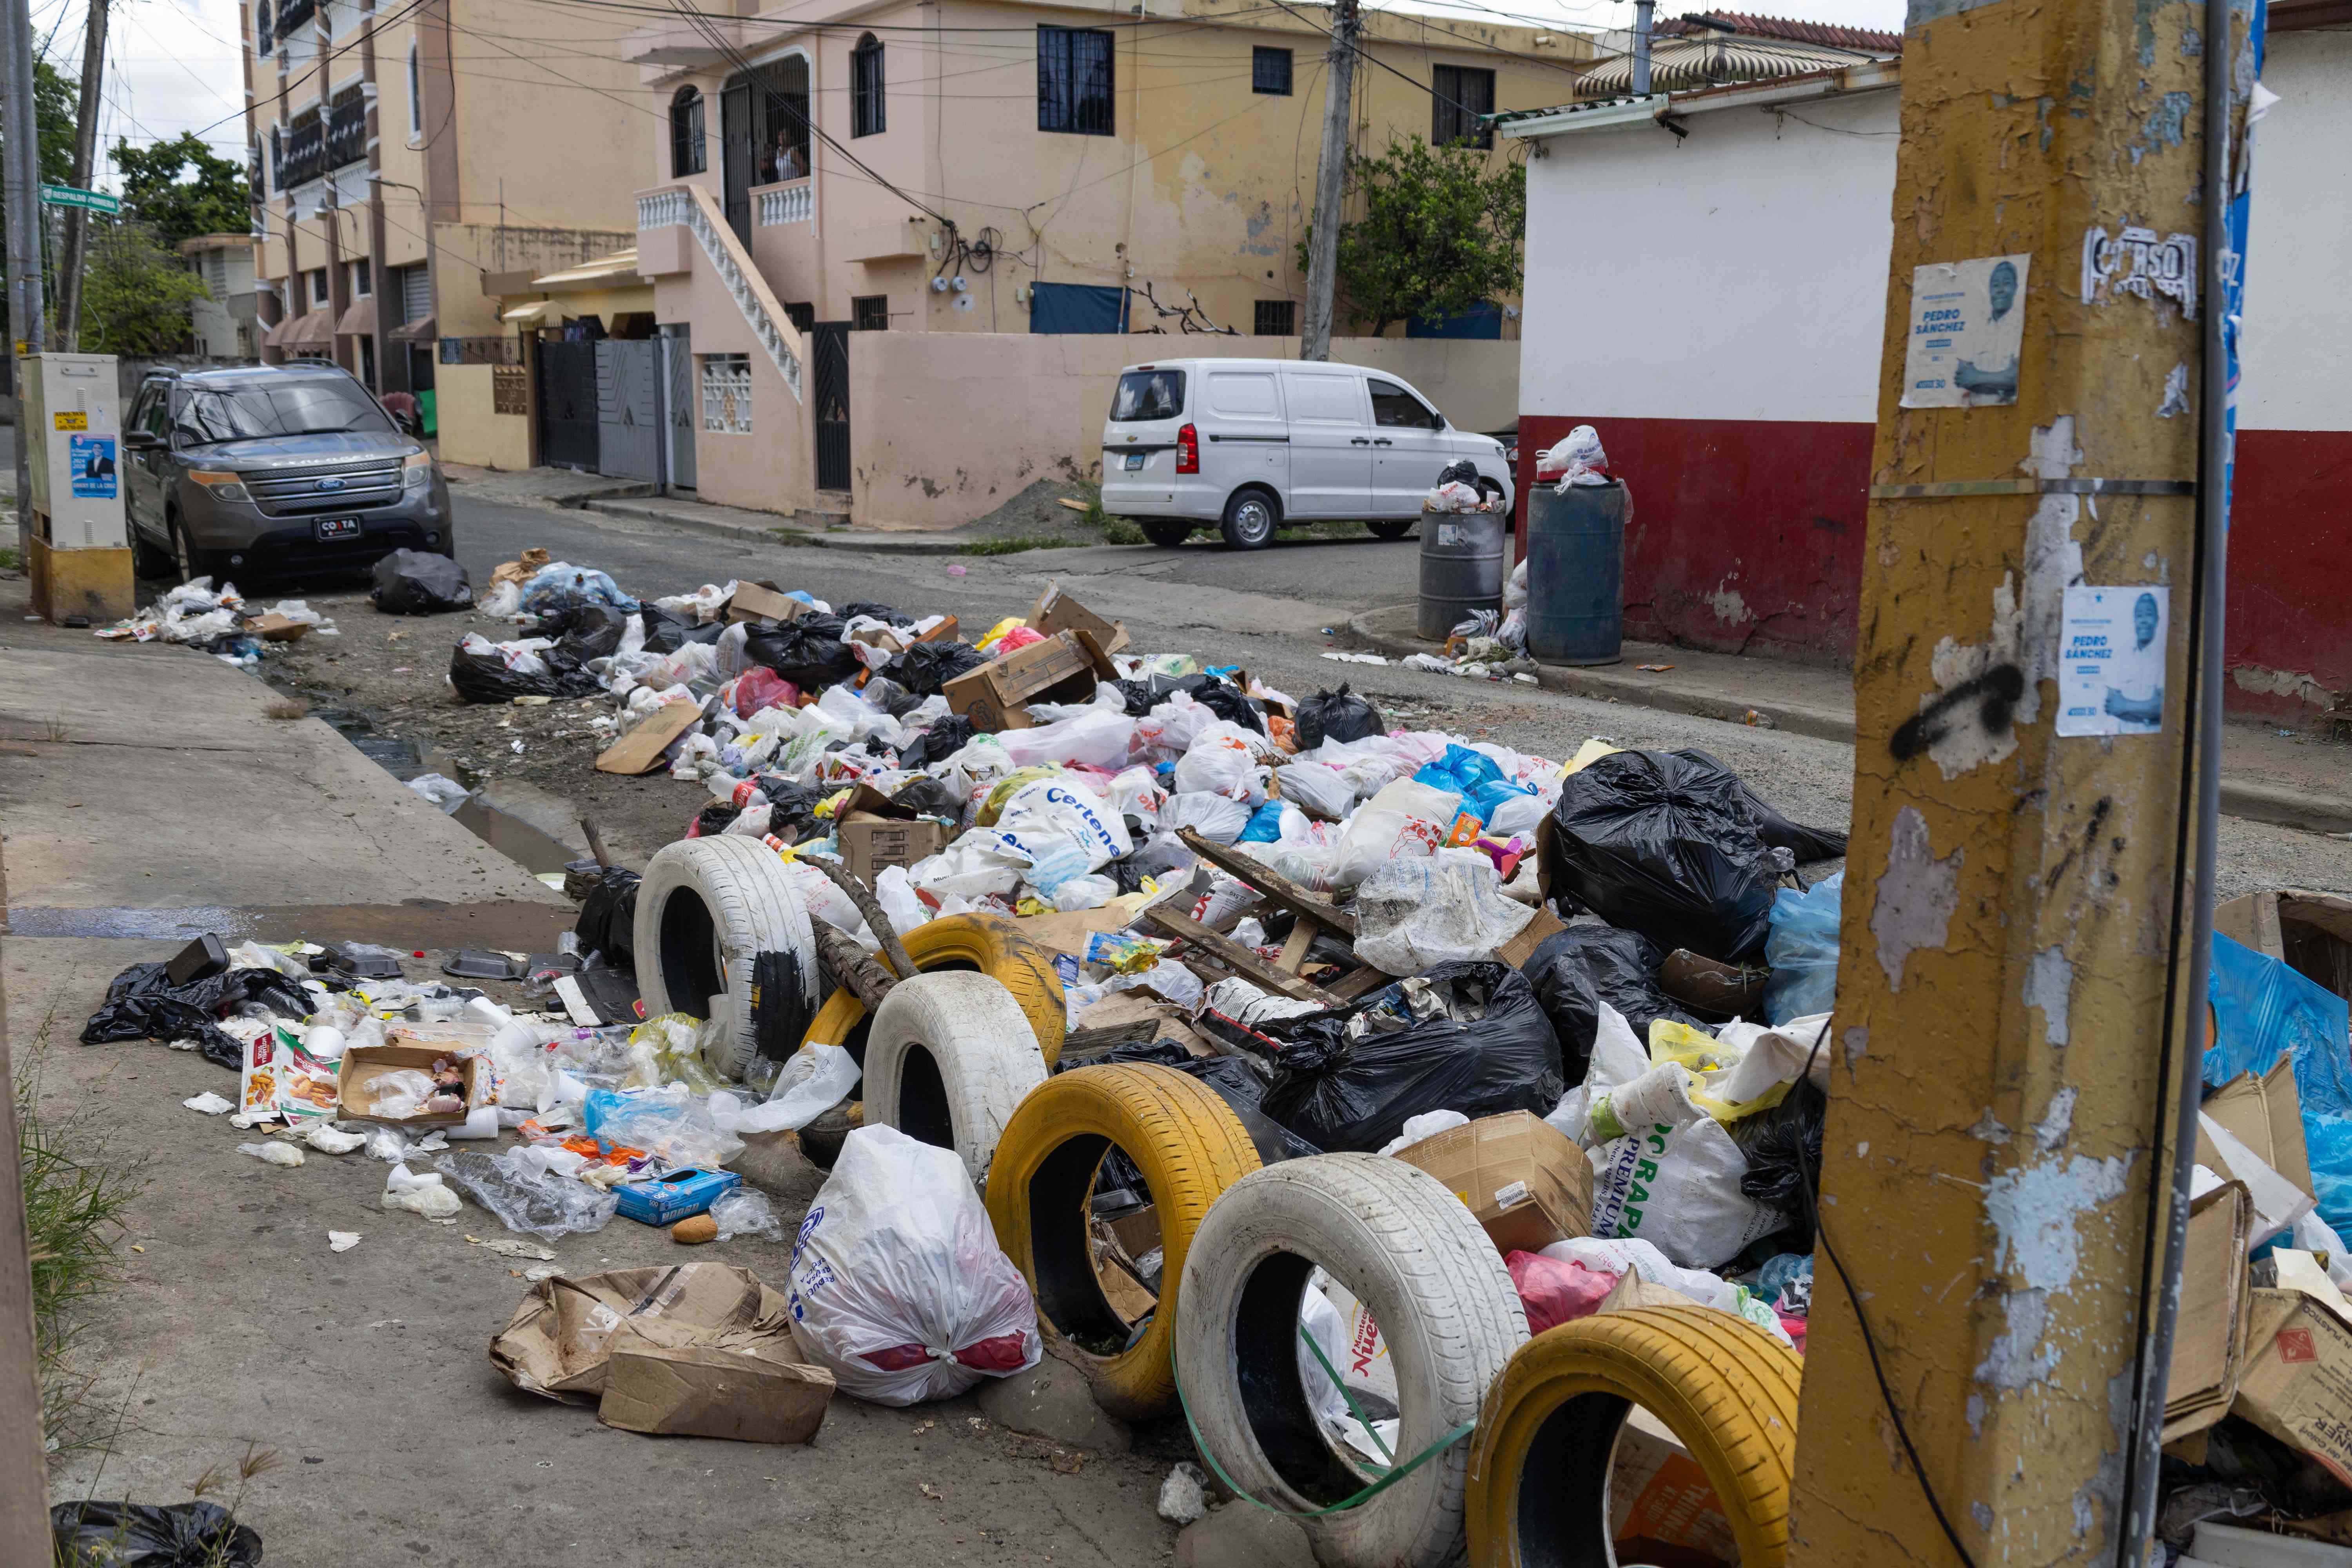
2058, 586, 2169, 737
1901, 253, 2031, 409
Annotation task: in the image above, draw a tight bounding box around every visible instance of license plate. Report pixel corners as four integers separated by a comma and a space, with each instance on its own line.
314, 517, 361, 541
1123, 452, 1146, 471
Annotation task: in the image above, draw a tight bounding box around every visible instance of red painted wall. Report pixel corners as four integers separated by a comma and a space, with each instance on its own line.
1517, 414, 2352, 714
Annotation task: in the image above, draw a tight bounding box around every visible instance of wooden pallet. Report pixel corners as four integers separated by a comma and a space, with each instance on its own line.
1145, 828, 1392, 1006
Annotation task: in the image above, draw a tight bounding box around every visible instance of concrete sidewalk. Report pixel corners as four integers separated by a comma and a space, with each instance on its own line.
577, 493, 978, 554
1348, 601, 2352, 836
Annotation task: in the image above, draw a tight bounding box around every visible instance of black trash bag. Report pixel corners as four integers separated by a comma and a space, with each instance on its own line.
693, 801, 740, 838
545, 603, 631, 663
80, 963, 314, 1071
1295, 683, 1386, 749
638, 606, 692, 655
897, 713, 976, 769
1437, 457, 1481, 487
1079, 1039, 1322, 1166
448, 639, 604, 704
743, 619, 860, 691
1259, 962, 1563, 1154
1733, 1080, 1828, 1247
752, 776, 830, 840
859, 675, 924, 717
889, 774, 965, 821
370, 548, 473, 614
840, 600, 916, 627
1181, 676, 1265, 735
574, 866, 641, 971
882, 639, 988, 697
1739, 788, 1848, 864
1520, 924, 1706, 1073
51, 1499, 261, 1566
1547, 748, 1802, 962
1104, 835, 1194, 896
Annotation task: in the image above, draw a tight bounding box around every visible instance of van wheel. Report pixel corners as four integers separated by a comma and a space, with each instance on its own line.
1141, 521, 1193, 549
1220, 488, 1279, 550
1368, 520, 1416, 541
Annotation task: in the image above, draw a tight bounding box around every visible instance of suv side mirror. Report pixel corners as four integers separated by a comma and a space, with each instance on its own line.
123, 430, 163, 451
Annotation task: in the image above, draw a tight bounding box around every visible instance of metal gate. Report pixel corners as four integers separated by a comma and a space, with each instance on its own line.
536, 340, 599, 472
721, 80, 753, 246
596, 340, 661, 483
660, 331, 697, 491
812, 321, 851, 492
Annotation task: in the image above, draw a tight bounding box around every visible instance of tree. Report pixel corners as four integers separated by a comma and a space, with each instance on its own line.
78, 221, 206, 355
112, 132, 249, 248
1296, 134, 1526, 338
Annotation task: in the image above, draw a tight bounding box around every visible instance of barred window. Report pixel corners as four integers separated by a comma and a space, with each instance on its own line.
851, 34, 886, 138
701, 353, 752, 434
1254, 299, 1296, 336
1252, 47, 1292, 95
670, 86, 706, 176
1037, 26, 1113, 136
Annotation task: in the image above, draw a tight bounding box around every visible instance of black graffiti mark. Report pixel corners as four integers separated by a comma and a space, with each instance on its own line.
1889, 664, 2028, 762
2045, 797, 2113, 890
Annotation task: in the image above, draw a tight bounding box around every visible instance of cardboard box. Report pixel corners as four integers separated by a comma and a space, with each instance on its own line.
1393, 1111, 1594, 1255
832, 784, 955, 884
595, 698, 706, 776
1029, 581, 1131, 657
336, 1042, 488, 1125
598, 1339, 835, 1445
248, 612, 310, 642
2233, 1287, 2352, 1487
2163, 1180, 2255, 1442
2218, 889, 2352, 1002
942, 630, 1117, 732
2197, 1060, 2316, 1195
725, 580, 808, 625
1494, 907, 1566, 969
1608, 1406, 1739, 1564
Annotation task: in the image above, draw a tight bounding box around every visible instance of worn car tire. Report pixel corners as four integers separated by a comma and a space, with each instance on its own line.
802, 913, 1067, 1066
168, 510, 216, 586
1464, 1304, 1802, 1568
863, 972, 1049, 1185
985, 1064, 1260, 1419
1368, 519, 1416, 541
1142, 521, 1194, 548
1174, 1154, 1529, 1568
1220, 486, 1280, 550
632, 837, 818, 1081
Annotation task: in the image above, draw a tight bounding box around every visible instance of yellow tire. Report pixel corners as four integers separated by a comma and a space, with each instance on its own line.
1465, 1304, 1801, 1568
801, 913, 1068, 1065
984, 1064, 1261, 1419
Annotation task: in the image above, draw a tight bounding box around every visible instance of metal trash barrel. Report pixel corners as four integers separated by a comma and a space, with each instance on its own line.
1525, 481, 1628, 666
1417, 508, 1506, 640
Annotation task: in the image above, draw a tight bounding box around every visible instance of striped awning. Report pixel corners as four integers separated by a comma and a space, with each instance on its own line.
387, 313, 437, 344
1579, 37, 1872, 95
334, 295, 377, 337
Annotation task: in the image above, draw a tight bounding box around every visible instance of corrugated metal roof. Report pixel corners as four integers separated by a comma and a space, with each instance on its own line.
1654, 11, 1904, 52
1579, 34, 1874, 94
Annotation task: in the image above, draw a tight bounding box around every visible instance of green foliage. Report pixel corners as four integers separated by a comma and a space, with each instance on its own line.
0, 58, 78, 189
80, 221, 208, 355
113, 131, 252, 247
1296, 134, 1526, 338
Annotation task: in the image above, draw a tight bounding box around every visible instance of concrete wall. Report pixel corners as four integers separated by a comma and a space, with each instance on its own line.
1513, 36, 2352, 710
434, 364, 531, 471
845, 332, 1518, 526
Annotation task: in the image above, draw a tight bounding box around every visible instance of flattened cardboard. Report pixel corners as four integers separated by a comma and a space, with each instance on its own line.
1393, 1111, 1594, 1255
249, 612, 310, 642
491, 1263, 810, 1407
1494, 907, 1566, 970
1030, 581, 1131, 657
2162, 1180, 2254, 1442
595, 699, 704, 775
726, 581, 808, 625
1608, 1406, 1738, 1563
597, 1339, 834, 1444
2200, 1059, 2317, 1196
942, 630, 1117, 732
2232, 1287, 2352, 1487
336, 1042, 487, 1126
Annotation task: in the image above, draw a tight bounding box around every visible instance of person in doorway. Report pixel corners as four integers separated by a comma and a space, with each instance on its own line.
1951, 259, 2022, 406
773, 132, 806, 182
2101, 590, 2165, 731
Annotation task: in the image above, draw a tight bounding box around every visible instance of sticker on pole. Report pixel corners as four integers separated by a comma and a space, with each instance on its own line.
2057, 585, 2168, 737
1900, 252, 2030, 409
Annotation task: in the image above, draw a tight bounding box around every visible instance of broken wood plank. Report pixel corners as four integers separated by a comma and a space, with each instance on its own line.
1325, 965, 1394, 1004
1276, 920, 1317, 975
1178, 828, 1357, 937
1145, 905, 1339, 1006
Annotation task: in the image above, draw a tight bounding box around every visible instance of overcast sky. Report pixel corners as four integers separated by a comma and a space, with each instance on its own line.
39, 0, 1910, 190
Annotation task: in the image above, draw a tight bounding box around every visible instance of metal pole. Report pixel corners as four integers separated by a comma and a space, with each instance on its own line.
1631, 0, 1655, 98
3, 0, 47, 559
54, 0, 107, 349
1299, 0, 1359, 363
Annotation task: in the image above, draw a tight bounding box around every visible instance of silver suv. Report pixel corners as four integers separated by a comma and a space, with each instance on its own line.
122, 362, 456, 582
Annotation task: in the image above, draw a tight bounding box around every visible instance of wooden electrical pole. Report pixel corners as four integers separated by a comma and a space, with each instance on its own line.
1786, 0, 2255, 1556
54, 0, 106, 350
1299, 0, 1359, 362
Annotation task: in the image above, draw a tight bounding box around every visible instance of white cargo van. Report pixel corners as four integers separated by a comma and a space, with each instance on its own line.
1097, 358, 1512, 549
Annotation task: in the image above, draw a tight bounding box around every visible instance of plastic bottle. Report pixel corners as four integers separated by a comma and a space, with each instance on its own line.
704, 769, 768, 808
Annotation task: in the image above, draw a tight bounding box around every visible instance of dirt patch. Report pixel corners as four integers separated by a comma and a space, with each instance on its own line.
951, 478, 1117, 547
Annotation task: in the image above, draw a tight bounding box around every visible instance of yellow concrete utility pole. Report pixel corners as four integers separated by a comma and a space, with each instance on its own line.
1787, 0, 2257, 1558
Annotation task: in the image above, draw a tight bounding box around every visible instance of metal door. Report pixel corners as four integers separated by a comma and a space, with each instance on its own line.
660, 331, 697, 491
536, 339, 600, 472
812, 321, 851, 492
596, 340, 661, 483
721, 79, 754, 246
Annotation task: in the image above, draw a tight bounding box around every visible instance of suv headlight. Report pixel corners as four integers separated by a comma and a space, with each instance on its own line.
401, 451, 435, 490
187, 469, 251, 503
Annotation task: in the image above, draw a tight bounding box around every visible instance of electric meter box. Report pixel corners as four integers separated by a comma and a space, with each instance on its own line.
23, 353, 127, 549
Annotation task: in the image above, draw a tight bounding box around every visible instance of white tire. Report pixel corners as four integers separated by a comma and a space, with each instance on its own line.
1174, 1154, 1529, 1568
863, 973, 1049, 1185
632, 837, 818, 1081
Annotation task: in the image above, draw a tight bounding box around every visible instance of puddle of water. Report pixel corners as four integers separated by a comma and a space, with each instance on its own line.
7, 906, 254, 939
449, 796, 578, 877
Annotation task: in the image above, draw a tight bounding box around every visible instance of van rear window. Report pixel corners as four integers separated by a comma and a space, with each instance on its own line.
1111, 369, 1184, 422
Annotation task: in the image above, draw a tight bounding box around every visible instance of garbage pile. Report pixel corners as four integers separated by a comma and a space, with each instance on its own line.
91, 577, 334, 666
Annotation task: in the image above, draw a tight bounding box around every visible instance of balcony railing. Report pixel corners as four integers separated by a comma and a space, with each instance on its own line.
757, 180, 813, 227
276, 0, 315, 39
281, 118, 325, 190
326, 94, 365, 171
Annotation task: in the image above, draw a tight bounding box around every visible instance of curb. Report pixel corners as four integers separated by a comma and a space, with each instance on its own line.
579, 498, 977, 555
1344, 609, 2352, 837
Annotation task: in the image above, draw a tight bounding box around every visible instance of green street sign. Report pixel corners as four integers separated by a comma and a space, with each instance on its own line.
40, 183, 120, 215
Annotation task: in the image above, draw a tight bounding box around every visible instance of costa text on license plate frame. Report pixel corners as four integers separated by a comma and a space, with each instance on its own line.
314, 517, 362, 541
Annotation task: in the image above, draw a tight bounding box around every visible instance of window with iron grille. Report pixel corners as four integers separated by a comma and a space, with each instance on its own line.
308, 268, 329, 307
1037, 26, 1113, 136
851, 34, 886, 138
351, 259, 370, 297
1252, 47, 1292, 95
1254, 299, 1296, 337
852, 295, 890, 331
701, 353, 752, 434
257, 0, 273, 54
397, 263, 430, 325
1431, 65, 1495, 148
670, 87, 705, 176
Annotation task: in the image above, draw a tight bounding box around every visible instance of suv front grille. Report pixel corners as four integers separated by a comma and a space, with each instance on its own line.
244, 458, 403, 517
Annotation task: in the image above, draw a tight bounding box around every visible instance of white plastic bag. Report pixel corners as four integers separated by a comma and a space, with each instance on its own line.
907, 833, 1033, 902
784, 1125, 1042, 1406
1174, 728, 1265, 799
1587, 1116, 1782, 1270
1277, 761, 1356, 822
993, 777, 1134, 871
710, 1043, 860, 1135
998, 710, 1136, 772
1352, 856, 1535, 975
1168, 791, 1252, 844
1327, 778, 1462, 891
1547, 1000, 1651, 1144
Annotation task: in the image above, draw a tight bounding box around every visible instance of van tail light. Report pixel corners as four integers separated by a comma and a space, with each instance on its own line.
1176, 423, 1199, 474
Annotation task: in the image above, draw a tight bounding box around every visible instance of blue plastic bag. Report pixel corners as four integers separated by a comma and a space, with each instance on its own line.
2204, 932, 2352, 1234
1414, 744, 1532, 828
1237, 800, 1288, 843
1762, 873, 1842, 1024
